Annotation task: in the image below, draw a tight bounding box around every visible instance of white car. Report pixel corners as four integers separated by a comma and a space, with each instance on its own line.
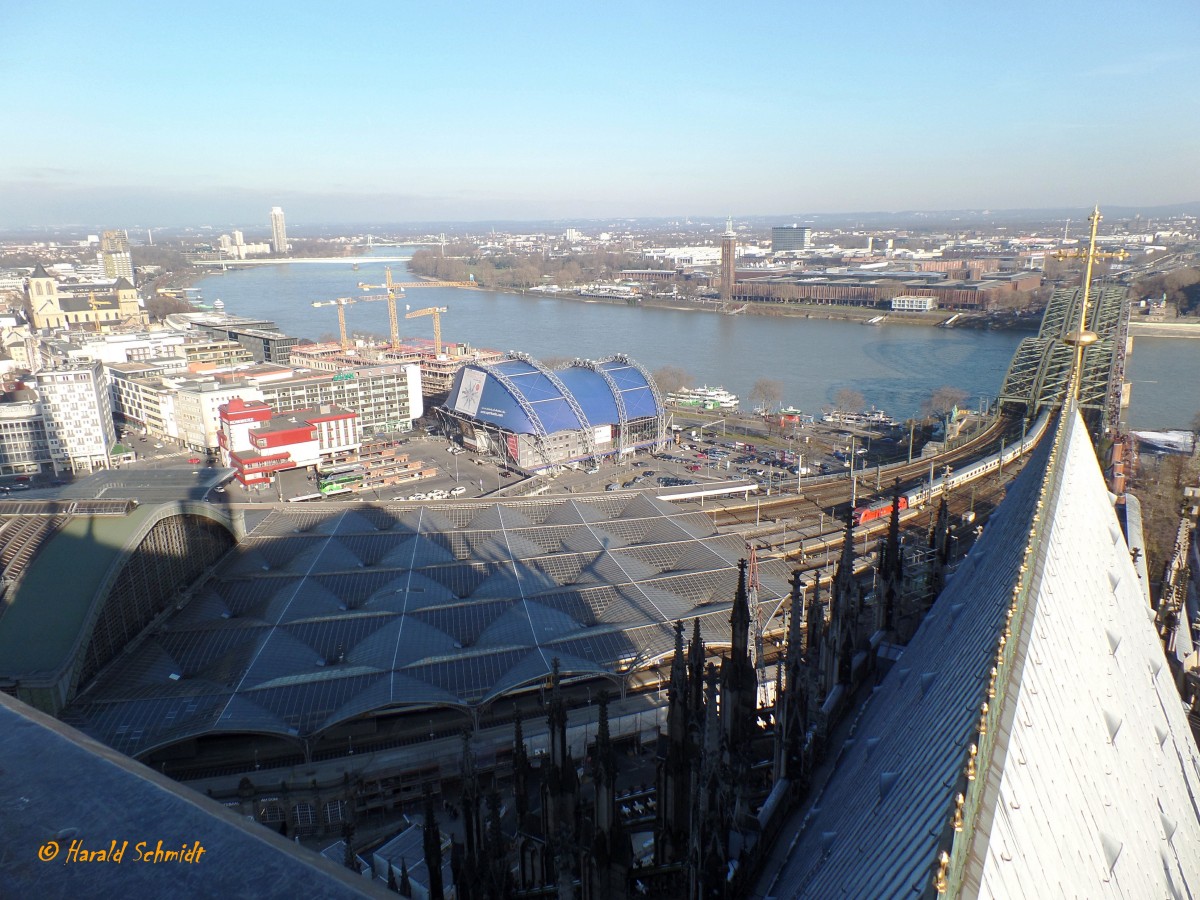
450, 486, 467, 497
153, 443, 164, 449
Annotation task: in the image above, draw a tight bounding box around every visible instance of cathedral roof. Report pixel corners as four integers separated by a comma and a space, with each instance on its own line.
767, 406, 1200, 897
29, 263, 51, 279
113, 276, 135, 290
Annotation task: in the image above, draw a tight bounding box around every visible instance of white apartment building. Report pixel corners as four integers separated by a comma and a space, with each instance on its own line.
0, 399, 51, 475
34, 360, 117, 473
174, 379, 265, 452
270, 206, 288, 255
891, 295, 939, 312
109, 364, 264, 452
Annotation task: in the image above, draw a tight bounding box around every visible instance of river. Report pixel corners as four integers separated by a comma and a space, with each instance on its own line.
194, 252, 1196, 427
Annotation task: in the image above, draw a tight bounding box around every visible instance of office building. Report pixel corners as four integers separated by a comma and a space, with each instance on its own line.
772, 224, 812, 252
259, 362, 423, 435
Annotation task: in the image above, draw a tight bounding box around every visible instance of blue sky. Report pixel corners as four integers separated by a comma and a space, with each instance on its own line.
2, 0, 1198, 226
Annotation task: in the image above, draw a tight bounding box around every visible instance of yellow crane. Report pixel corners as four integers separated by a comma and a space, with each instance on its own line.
405, 305, 449, 356
357, 267, 404, 345
358, 267, 478, 344
310, 297, 356, 349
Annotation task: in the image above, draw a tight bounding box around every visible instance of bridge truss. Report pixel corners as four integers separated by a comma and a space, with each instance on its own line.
998, 283, 1129, 433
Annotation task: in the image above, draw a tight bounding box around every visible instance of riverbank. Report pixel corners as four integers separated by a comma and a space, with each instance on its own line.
523, 290, 1041, 332
1129, 320, 1200, 338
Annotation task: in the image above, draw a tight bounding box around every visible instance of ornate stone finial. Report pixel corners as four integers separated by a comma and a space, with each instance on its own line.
953, 792, 965, 832
966, 743, 978, 781
978, 702, 990, 736
934, 850, 950, 893
987, 666, 998, 699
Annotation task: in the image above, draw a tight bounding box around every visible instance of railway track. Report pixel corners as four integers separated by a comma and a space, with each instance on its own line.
694, 414, 1043, 576
712, 414, 1025, 529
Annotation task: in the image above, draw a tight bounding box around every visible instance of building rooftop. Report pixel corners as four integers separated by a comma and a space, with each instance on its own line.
0, 694, 383, 898
65, 494, 793, 760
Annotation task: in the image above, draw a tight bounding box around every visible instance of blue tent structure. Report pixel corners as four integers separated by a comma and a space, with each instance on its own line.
441, 353, 666, 471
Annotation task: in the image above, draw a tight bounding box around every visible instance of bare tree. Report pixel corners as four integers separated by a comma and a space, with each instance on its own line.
833, 387, 865, 412
652, 365, 693, 395
923, 385, 968, 418
749, 378, 783, 414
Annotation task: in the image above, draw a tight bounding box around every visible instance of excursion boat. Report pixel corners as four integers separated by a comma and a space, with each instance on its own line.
666, 386, 740, 411
822, 407, 899, 428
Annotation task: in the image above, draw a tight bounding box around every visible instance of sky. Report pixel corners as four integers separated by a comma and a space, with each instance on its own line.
2, 0, 1199, 227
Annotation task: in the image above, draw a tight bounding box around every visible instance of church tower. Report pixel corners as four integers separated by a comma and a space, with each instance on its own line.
26, 264, 63, 330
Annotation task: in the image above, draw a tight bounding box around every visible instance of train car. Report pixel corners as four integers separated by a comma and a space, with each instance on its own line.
852, 495, 909, 525
855, 411, 1053, 521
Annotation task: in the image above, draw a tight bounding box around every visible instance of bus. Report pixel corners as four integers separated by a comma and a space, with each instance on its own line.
318, 464, 366, 495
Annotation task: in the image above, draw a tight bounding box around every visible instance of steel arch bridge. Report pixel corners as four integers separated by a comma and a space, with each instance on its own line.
998, 283, 1129, 431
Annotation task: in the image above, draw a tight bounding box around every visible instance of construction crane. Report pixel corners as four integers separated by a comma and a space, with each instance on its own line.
310, 297, 355, 349
405, 306, 449, 356
88, 291, 103, 332
357, 267, 405, 345
359, 267, 479, 344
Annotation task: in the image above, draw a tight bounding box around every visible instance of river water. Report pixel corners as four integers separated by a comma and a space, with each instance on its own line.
194, 252, 1196, 427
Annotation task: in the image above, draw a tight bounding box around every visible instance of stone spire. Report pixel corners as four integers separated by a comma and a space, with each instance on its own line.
876, 479, 905, 635
512, 709, 530, 826
688, 617, 706, 727
422, 786, 445, 900
656, 621, 691, 864
691, 663, 729, 900
777, 570, 810, 782
825, 510, 861, 689
459, 730, 482, 864
929, 495, 952, 601
542, 658, 579, 895
722, 560, 757, 754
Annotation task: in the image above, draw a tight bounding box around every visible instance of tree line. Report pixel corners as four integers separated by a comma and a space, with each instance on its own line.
408, 246, 664, 291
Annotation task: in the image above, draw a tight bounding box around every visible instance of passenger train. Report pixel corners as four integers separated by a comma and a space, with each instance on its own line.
852, 411, 1051, 525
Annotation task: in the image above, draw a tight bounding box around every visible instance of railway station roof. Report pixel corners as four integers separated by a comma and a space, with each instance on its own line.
66, 494, 792, 759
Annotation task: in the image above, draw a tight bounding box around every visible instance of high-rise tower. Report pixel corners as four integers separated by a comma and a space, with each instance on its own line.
720, 217, 736, 303
99, 230, 134, 282
270, 206, 288, 255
